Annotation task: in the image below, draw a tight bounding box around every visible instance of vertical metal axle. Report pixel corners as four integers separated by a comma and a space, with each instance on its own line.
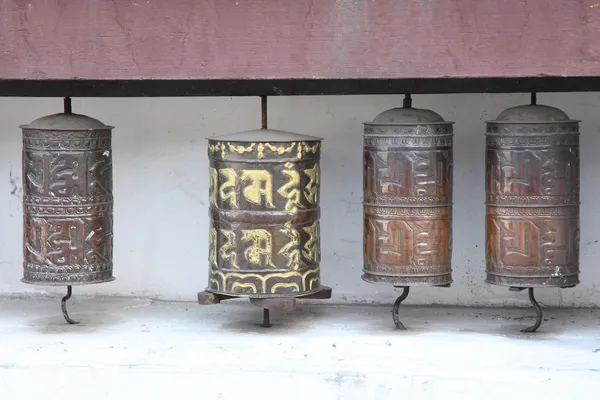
64, 97, 72, 114
262, 308, 272, 328
403, 93, 412, 108
391, 286, 410, 330
261, 95, 268, 129
521, 287, 543, 333
61, 285, 79, 325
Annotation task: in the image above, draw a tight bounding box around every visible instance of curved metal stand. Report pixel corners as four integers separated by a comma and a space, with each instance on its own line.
392, 286, 410, 330
521, 287, 542, 333
61, 285, 79, 325
262, 308, 272, 328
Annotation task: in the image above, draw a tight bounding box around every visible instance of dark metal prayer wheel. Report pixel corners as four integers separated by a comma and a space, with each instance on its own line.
363, 95, 453, 328
21, 99, 114, 323
485, 94, 580, 332
206, 129, 325, 298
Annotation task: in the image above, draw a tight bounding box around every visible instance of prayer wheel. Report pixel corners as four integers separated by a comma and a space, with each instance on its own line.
363, 95, 454, 329
21, 98, 114, 324
198, 96, 331, 327
485, 93, 580, 332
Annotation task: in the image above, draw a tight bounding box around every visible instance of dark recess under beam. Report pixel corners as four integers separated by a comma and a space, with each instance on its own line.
1, 77, 599, 97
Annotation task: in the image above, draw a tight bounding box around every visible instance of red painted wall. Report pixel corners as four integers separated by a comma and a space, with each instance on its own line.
1, 0, 599, 80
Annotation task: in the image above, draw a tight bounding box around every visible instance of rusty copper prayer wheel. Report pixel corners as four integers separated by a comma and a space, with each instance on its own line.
21, 98, 114, 324
485, 93, 580, 332
363, 94, 453, 329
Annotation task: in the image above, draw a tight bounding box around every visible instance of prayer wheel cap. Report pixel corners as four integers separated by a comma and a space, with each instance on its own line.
208, 128, 322, 142
21, 112, 112, 130
369, 107, 450, 125
492, 104, 572, 123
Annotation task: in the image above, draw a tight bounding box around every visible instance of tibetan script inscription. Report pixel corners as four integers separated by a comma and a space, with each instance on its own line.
363, 113, 454, 287
207, 134, 323, 297
22, 118, 114, 286
485, 116, 580, 288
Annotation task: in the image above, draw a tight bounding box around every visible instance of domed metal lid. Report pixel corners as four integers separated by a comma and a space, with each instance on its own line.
364, 95, 453, 125
20, 113, 112, 130
208, 128, 322, 142
488, 94, 578, 123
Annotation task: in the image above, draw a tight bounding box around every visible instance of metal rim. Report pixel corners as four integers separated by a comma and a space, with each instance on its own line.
19, 126, 115, 131
363, 121, 454, 126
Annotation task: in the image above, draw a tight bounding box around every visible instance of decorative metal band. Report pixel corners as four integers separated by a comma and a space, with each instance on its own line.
362, 272, 452, 287
486, 195, 579, 206
22, 261, 114, 286
363, 263, 452, 276
207, 266, 320, 297
486, 263, 579, 277
23, 261, 112, 274
486, 123, 579, 135
487, 206, 579, 216
364, 136, 453, 148
211, 207, 319, 223
208, 140, 321, 162
486, 134, 579, 148
23, 129, 112, 151
22, 272, 114, 286
364, 205, 451, 217
24, 203, 112, 216
364, 195, 451, 206
364, 124, 453, 137
485, 274, 579, 288
23, 195, 113, 205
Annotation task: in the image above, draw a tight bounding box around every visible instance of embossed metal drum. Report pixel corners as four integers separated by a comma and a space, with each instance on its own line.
206, 129, 323, 297
21, 113, 114, 285
363, 105, 454, 286
486, 104, 580, 288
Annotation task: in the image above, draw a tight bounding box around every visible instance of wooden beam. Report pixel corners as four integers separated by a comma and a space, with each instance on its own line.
3, 77, 600, 97
1, 0, 600, 82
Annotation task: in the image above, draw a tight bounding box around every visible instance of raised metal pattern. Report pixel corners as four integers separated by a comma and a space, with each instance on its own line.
485, 106, 580, 288
362, 107, 454, 286
206, 129, 323, 297
21, 114, 114, 285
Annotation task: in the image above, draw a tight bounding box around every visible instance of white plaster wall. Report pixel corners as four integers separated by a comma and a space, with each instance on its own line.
1, 93, 599, 307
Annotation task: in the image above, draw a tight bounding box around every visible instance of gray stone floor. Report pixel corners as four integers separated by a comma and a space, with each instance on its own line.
0, 296, 599, 399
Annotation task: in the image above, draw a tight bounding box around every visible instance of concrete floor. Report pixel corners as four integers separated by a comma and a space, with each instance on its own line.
0, 297, 599, 399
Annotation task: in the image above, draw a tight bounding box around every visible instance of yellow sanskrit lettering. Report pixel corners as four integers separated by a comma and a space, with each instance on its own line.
209, 227, 217, 265
304, 163, 320, 204
279, 222, 303, 270
302, 221, 320, 263
219, 230, 239, 268
278, 162, 304, 214
241, 170, 275, 208
242, 229, 274, 267
209, 167, 218, 205
219, 168, 238, 208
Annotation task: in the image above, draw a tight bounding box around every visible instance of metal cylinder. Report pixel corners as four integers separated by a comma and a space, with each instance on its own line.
21, 112, 114, 285
485, 102, 580, 288
362, 102, 454, 286
206, 129, 323, 297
